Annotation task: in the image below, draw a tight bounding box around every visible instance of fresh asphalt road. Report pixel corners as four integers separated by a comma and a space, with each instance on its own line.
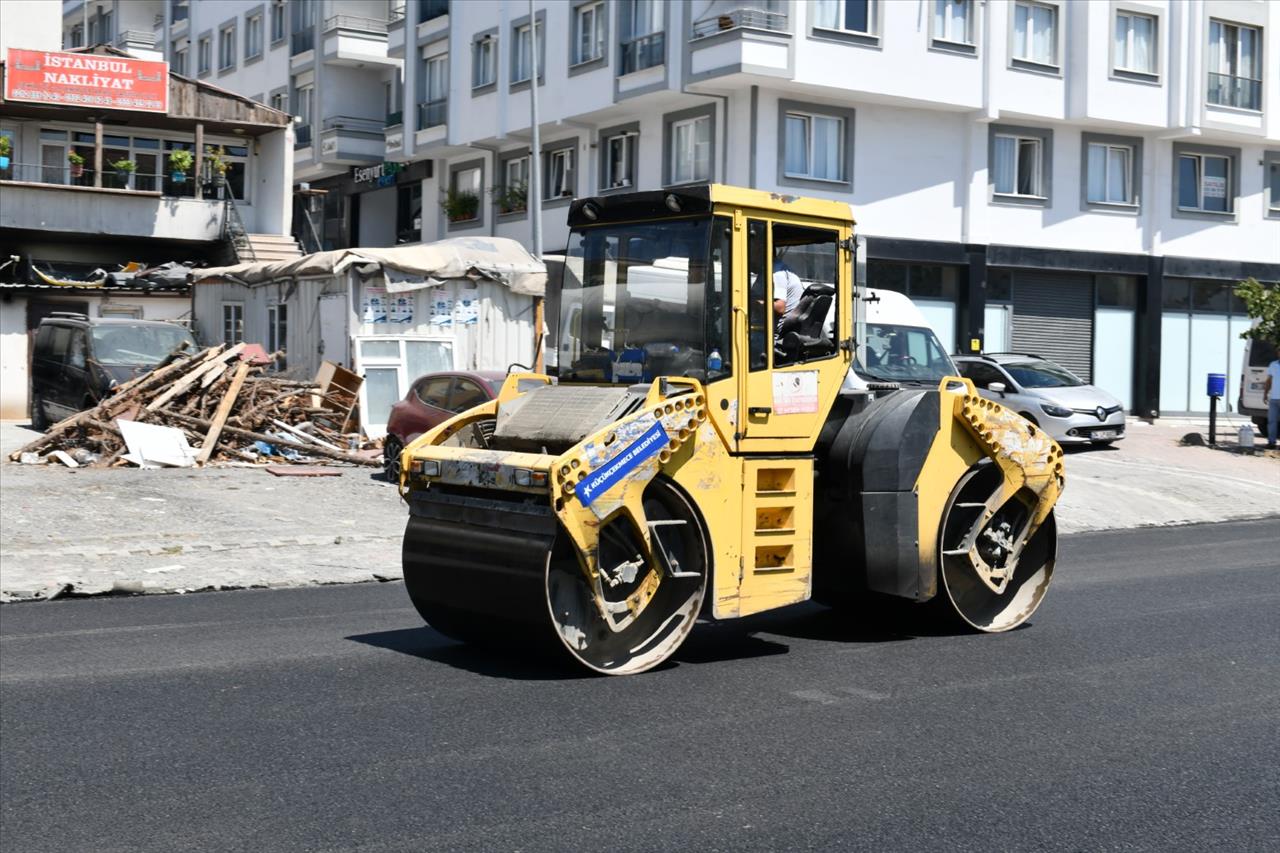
2, 520, 1277, 853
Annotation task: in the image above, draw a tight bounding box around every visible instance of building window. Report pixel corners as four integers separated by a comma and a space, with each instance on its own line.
932, 0, 973, 47
173, 46, 188, 75
498, 154, 529, 215
784, 111, 846, 183
267, 304, 287, 368
420, 54, 448, 128
269, 91, 287, 112
512, 20, 544, 84
1012, 1, 1057, 68
223, 304, 244, 345
812, 0, 875, 35
992, 132, 1046, 199
198, 36, 212, 74
397, 183, 423, 243
219, 23, 237, 70
1268, 155, 1280, 216
420, 0, 449, 24
473, 35, 495, 89
69, 24, 84, 48
573, 2, 606, 65
1113, 10, 1156, 76
602, 131, 636, 190
1177, 152, 1232, 214
620, 0, 664, 74
669, 114, 712, 185
448, 162, 483, 225
271, 1, 286, 43
1086, 142, 1133, 205
1207, 20, 1261, 111
544, 146, 575, 200
246, 13, 263, 59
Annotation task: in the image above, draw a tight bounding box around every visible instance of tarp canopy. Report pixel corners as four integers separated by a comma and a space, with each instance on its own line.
191, 237, 546, 297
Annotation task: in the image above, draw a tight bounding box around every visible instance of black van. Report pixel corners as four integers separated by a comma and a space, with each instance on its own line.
30, 313, 196, 429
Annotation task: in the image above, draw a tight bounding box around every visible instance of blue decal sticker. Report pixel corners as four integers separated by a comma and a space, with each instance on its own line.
576, 422, 669, 507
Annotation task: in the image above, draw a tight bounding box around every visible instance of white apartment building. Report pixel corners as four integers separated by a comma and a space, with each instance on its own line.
59, 0, 1280, 418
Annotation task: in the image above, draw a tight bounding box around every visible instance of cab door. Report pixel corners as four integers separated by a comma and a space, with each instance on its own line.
735, 216, 849, 451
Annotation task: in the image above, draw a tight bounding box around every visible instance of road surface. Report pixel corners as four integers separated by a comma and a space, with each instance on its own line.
2, 519, 1277, 852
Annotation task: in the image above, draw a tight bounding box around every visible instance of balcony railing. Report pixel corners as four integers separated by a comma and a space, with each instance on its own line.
385, 110, 403, 127
620, 32, 665, 75
294, 124, 313, 148
323, 115, 386, 134
323, 14, 388, 35
419, 0, 448, 24
291, 29, 315, 55
116, 29, 158, 49
1, 162, 197, 196
417, 99, 447, 130
691, 8, 788, 39
171, 0, 189, 23
1206, 72, 1262, 111
388, 3, 406, 24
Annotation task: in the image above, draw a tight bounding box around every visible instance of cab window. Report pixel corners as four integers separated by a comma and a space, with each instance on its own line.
772, 224, 839, 367
67, 330, 87, 369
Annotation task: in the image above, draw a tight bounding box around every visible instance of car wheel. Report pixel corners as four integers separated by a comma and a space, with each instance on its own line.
30, 395, 48, 431
383, 434, 403, 483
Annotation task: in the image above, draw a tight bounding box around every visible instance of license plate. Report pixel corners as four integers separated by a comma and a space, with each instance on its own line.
1250, 382, 1264, 390
1093, 429, 1120, 439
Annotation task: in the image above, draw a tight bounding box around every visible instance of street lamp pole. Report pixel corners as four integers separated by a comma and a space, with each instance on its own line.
528, 0, 542, 260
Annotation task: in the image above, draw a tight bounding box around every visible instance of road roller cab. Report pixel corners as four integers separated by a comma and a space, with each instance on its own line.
399, 185, 1064, 674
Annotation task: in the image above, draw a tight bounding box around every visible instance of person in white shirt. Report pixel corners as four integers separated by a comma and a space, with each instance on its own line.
772, 260, 805, 321
1265, 354, 1280, 448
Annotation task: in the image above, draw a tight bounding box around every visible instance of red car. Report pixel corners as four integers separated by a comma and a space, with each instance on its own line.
383, 370, 506, 480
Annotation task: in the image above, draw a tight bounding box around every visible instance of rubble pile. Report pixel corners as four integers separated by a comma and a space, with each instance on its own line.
9, 344, 378, 469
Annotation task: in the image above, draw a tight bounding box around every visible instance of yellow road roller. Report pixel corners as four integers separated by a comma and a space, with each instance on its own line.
399, 185, 1063, 674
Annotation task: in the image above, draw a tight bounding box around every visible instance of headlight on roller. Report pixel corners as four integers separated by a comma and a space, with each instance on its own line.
414, 459, 441, 477
1040, 402, 1073, 418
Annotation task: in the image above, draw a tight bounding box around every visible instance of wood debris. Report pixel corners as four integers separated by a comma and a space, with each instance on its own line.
9, 345, 377, 469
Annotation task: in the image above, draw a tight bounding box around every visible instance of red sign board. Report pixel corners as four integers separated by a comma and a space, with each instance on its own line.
4, 48, 169, 113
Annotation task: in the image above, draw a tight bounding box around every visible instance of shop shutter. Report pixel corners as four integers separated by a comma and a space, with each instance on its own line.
1011, 272, 1094, 382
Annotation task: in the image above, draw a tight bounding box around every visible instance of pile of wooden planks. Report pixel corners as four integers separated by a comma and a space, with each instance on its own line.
9, 344, 378, 468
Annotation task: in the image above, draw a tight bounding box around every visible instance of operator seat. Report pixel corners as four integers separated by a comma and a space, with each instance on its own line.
777, 283, 836, 362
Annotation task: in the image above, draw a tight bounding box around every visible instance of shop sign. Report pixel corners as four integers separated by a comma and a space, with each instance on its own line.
386, 130, 404, 154
4, 48, 169, 113
353, 161, 403, 188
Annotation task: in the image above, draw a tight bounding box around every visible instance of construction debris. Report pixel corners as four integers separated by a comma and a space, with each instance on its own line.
8, 346, 378, 469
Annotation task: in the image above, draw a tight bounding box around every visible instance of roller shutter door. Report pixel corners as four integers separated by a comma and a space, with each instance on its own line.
1011, 272, 1093, 382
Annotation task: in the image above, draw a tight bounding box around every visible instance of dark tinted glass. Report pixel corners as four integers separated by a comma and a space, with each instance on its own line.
869, 261, 907, 294
450, 379, 488, 412
1162, 278, 1190, 310
1247, 339, 1277, 366
1191, 281, 1230, 313
416, 377, 451, 409
1096, 275, 1137, 307
987, 269, 1013, 302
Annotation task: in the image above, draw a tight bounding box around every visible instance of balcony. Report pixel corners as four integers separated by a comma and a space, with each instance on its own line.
0, 163, 227, 242
620, 33, 665, 75
691, 7, 788, 39
687, 4, 789, 83
388, 2, 406, 57
291, 29, 315, 56
317, 116, 385, 165
417, 99, 446, 130
294, 124, 313, 149
419, 0, 448, 24
1207, 73, 1262, 112
116, 29, 159, 56
322, 14, 395, 67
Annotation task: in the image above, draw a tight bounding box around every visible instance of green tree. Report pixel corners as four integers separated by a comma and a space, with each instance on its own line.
1234, 278, 1280, 346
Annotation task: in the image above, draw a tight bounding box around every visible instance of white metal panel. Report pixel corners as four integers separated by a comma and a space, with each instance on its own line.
1188, 314, 1230, 413
984, 304, 1011, 354
915, 299, 956, 356
1160, 313, 1190, 413
1093, 307, 1134, 410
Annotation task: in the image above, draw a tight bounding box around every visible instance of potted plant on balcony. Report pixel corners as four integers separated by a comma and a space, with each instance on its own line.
168, 149, 193, 183
442, 187, 480, 223
490, 181, 527, 215
67, 151, 85, 178
111, 158, 137, 188
0, 135, 11, 171
207, 147, 229, 187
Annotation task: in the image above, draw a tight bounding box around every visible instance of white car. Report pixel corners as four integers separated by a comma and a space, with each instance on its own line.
954, 354, 1126, 446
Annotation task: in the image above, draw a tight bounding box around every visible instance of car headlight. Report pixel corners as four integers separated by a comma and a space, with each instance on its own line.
1040, 402, 1073, 418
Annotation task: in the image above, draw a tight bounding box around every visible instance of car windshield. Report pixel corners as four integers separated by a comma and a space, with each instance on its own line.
1004, 360, 1084, 388
554, 216, 731, 384
91, 324, 195, 366
855, 323, 956, 384
1248, 339, 1277, 367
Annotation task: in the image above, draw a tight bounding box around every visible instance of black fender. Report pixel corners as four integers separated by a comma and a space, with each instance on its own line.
813, 389, 941, 604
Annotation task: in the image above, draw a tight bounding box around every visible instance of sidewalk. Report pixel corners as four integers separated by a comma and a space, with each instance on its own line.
1, 417, 1275, 601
